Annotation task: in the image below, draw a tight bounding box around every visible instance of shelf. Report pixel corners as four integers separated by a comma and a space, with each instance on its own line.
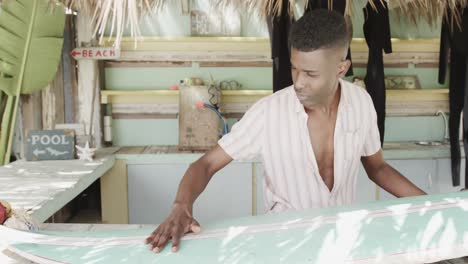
100, 37, 440, 64
102, 88, 448, 117
103, 37, 439, 53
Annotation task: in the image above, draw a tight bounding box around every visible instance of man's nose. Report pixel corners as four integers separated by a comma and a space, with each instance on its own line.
294, 73, 307, 90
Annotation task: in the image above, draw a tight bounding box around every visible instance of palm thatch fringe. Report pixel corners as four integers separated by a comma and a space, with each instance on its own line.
57, 0, 468, 46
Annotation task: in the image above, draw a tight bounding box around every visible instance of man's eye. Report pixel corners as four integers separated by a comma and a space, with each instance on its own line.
307, 73, 317, 78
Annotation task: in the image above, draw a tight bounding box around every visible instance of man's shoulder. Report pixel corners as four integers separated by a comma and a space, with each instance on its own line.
263, 85, 295, 102
342, 79, 372, 104
246, 85, 296, 114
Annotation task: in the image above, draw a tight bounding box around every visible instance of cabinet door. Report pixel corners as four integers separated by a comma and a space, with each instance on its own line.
380, 160, 436, 200
193, 163, 252, 224
255, 162, 265, 215
128, 163, 252, 225
356, 164, 377, 204
436, 158, 465, 194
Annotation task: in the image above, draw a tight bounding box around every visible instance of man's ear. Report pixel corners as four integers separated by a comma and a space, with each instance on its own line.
338, 60, 351, 78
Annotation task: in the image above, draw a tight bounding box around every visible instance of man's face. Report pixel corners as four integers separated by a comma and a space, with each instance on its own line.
290, 47, 350, 108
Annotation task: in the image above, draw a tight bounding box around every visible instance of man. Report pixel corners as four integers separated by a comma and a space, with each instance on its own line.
145, 9, 426, 253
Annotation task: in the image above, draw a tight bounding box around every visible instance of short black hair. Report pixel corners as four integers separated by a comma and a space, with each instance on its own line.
289, 9, 350, 52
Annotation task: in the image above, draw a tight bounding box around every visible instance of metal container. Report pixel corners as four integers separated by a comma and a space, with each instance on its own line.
178, 85, 220, 151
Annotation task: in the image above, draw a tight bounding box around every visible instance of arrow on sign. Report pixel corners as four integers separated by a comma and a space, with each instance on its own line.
46, 147, 69, 156
71, 51, 81, 57
33, 149, 46, 156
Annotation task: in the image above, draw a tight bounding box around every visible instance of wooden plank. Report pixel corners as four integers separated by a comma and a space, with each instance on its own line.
386, 101, 449, 116
415, 63, 440, 68
100, 159, 128, 224
102, 89, 449, 118
0, 156, 115, 223
100, 37, 439, 63
111, 103, 178, 114
76, 15, 103, 148
112, 113, 177, 119
141, 145, 172, 154
350, 38, 439, 53
42, 61, 65, 130
62, 15, 77, 124
103, 37, 270, 52
386, 89, 448, 102
101, 90, 178, 104
352, 51, 439, 66
116, 147, 146, 155
117, 50, 271, 62
105, 61, 192, 68
103, 37, 439, 53
199, 61, 272, 67
95, 147, 121, 158
20, 92, 43, 159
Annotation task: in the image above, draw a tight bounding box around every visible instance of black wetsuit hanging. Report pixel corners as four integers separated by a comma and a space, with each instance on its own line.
305, 0, 353, 76
439, 6, 468, 187
267, 0, 293, 93
363, 1, 392, 146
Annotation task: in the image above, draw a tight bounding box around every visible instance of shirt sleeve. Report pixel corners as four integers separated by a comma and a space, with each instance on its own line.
361, 93, 381, 157
218, 98, 265, 161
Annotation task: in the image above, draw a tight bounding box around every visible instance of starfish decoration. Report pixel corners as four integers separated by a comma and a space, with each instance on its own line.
75, 141, 97, 162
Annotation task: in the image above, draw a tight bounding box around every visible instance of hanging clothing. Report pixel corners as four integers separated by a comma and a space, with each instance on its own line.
267, 0, 293, 93
438, 7, 468, 187
363, 0, 392, 146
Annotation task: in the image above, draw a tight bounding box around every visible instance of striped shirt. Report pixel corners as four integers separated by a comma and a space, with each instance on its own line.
218, 79, 381, 213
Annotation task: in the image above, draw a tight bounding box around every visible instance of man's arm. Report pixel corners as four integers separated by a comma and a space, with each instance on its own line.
173, 144, 233, 206
145, 144, 233, 252
361, 149, 426, 197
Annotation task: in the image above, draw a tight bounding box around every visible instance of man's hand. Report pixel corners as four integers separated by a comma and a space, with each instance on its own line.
145, 145, 232, 253
145, 203, 201, 253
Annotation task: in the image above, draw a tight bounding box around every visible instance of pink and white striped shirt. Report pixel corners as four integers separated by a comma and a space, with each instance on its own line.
218, 79, 381, 213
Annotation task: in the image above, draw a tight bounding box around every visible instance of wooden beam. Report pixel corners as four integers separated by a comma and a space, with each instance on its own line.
101, 90, 179, 104
76, 14, 103, 147
20, 92, 43, 159
62, 15, 78, 124
105, 61, 192, 68
101, 89, 448, 104
42, 61, 65, 130
100, 37, 440, 64
112, 113, 177, 119
100, 159, 128, 224
103, 37, 270, 52
103, 37, 440, 53
117, 146, 146, 154
101, 89, 449, 118
386, 89, 448, 102
199, 61, 272, 67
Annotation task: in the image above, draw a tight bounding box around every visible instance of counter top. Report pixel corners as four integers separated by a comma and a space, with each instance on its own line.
0, 150, 116, 223
112, 142, 462, 164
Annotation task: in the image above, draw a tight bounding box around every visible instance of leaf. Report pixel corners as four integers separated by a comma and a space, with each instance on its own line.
0, 0, 66, 96
0, 0, 66, 165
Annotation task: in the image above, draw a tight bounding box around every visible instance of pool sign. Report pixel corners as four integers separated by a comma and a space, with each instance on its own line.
26, 130, 75, 161
71, 47, 120, 60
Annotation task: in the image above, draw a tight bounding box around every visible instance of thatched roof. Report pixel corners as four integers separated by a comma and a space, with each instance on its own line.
59, 0, 468, 45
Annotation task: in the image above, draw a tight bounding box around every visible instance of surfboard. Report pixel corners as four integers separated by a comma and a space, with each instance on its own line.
4, 191, 468, 263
